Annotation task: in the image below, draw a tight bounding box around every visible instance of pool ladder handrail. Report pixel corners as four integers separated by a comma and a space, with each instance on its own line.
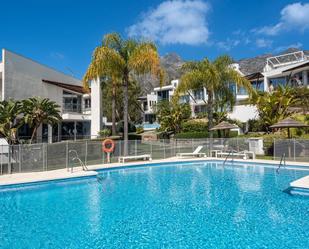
69, 150, 88, 173
276, 153, 286, 174
223, 150, 234, 166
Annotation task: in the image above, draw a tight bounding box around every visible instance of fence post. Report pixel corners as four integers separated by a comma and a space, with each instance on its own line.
8, 145, 11, 174
42, 143, 45, 171
66, 141, 69, 172
150, 142, 153, 157
293, 138, 296, 161
191, 139, 194, 152
19, 144, 22, 173
135, 140, 137, 156
45, 143, 48, 171
163, 139, 166, 159
119, 140, 122, 157
1, 145, 3, 175
85, 140, 88, 165
273, 138, 276, 161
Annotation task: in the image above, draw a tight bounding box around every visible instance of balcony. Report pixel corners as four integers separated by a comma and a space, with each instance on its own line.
63, 102, 82, 113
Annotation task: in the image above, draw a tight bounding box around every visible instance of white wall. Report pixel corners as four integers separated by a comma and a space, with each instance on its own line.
228, 105, 258, 122
90, 78, 102, 137
2, 49, 82, 110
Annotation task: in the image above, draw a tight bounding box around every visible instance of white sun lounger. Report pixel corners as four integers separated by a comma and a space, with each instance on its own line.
216, 150, 255, 160
176, 146, 207, 158
118, 154, 152, 163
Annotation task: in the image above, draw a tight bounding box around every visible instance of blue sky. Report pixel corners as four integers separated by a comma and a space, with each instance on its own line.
1, 0, 309, 79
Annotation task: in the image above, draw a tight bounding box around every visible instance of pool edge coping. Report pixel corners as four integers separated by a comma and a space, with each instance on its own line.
0, 157, 308, 188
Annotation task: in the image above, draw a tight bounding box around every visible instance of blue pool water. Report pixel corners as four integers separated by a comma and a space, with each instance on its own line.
0, 161, 308, 249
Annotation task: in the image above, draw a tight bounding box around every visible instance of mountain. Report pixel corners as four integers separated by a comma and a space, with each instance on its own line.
136, 53, 185, 94
138, 47, 309, 94
237, 47, 309, 76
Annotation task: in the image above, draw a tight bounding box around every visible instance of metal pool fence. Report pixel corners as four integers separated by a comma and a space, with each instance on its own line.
273, 139, 309, 162
0, 138, 308, 175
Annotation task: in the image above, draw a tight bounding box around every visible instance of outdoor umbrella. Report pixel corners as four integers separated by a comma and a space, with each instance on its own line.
210, 121, 240, 151
210, 121, 239, 132
269, 118, 309, 138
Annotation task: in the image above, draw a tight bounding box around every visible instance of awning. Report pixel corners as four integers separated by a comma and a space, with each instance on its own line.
42, 79, 88, 94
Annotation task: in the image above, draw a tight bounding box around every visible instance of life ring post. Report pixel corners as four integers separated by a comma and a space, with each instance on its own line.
102, 139, 115, 163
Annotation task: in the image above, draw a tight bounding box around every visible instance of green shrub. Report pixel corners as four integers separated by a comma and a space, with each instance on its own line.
98, 128, 111, 138
116, 121, 136, 133
136, 127, 144, 134
181, 120, 208, 132
128, 133, 142, 140
175, 131, 211, 139
174, 131, 238, 139
247, 119, 266, 132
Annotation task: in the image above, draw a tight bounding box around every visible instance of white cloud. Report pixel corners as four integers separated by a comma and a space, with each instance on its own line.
255, 2, 309, 35
217, 39, 240, 51
127, 0, 210, 45
256, 38, 273, 48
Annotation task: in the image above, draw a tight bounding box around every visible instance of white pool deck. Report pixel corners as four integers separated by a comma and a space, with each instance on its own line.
0, 157, 308, 189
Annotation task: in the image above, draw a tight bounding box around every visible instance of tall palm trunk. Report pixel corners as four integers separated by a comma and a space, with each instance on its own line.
30, 124, 38, 144
111, 83, 116, 136
207, 90, 214, 139
123, 70, 129, 156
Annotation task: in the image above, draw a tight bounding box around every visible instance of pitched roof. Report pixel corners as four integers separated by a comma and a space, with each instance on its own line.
42, 79, 89, 94
270, 118, 309, 128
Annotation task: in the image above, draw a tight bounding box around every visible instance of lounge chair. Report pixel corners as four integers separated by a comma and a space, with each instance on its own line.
216, 150, 255, 160
176, 146, 207, 158
118, 154, 152, 163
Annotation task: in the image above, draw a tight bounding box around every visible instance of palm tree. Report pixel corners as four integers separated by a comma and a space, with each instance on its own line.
101, 76, 119, 135
176, 55, 252, 137
0, 100, 23, 144
251, 85, 297, 129
22, 97, 62, 143
84, 33, 162, 155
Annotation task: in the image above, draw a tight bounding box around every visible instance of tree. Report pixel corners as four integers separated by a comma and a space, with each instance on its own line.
0, 100, 23, 144
156, 98, 191, 133
250, 85, 297, 130
84, 33, 162, 155
100, 77, 120, 135
102, 79, 143, 125
177, 55, 252, 137
293, 86, 309, 114
22, 97, 62, 143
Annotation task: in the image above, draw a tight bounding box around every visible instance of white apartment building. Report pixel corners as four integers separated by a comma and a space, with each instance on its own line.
140, 50, 309, 123
0, 49, 102, 142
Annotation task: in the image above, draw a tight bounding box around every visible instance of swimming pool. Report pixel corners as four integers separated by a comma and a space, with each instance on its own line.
0, 161, 308, 248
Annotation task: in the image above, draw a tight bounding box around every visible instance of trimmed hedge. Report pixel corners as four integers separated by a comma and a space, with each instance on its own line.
174, 131, 238, 139
181, 120, 208, 133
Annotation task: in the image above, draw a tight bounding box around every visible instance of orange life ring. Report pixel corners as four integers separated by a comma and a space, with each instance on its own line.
102, 139, 115, 153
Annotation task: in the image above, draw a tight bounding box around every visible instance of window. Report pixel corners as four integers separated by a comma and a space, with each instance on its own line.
193, 89, 204, 100
63, 91, 82, 113
84, 98, 91, 109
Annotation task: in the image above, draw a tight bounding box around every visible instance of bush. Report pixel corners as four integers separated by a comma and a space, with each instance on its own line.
136, 127, 144, 134
128, 133, 142, 140
247, 119, 266, 132
181, 120, 208, 133
175, 131, 211, 139
98, 128, 111, 138
174, 131, 238, 139
116, 121, 136, 133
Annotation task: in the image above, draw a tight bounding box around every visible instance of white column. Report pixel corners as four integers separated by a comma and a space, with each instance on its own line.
263, 76, 269, 92
91, 78, 102, 138
48, 124, 53, 144
302, 70, 308, 86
